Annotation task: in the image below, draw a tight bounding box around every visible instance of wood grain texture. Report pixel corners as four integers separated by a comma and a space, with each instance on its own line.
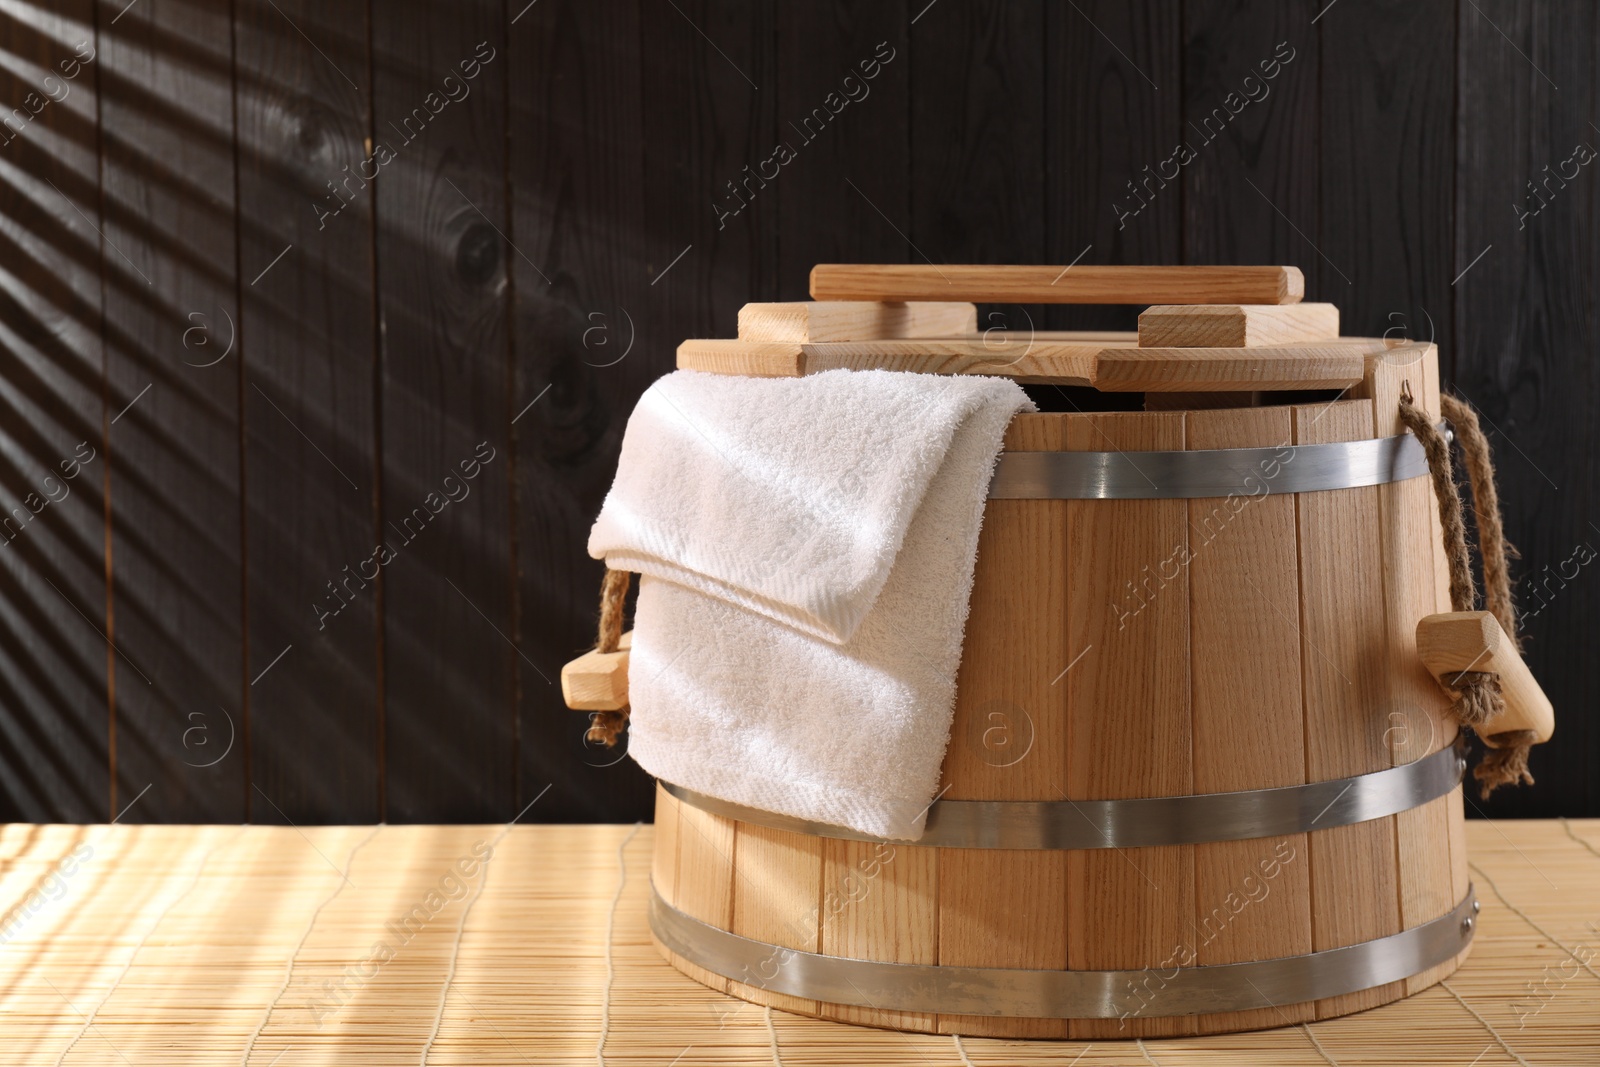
506, 0, 659, 822
0, 2, 110, 821
1322, 0, 1454, 357
100, 0, 244, 822
1093, 343, 1366, 391
1063, 411, 1193, 1039
559, 631, 630, 711
1138, 304, 1338, 347
235, 0, 380, 823
1180, 3, 1319, 291
371, 4, 513, 821
1357, 343, 1460, 997
737, 301, 976, 342
677, 336, 1368, 391
1417, 612, 1554, 743
909, 0, 1044, 300
652, 781, 680, 907
1292, 399, 1403, 1018
819, 838, 935, 1031
1451, 0, 1589, 819
936, 412, 1068, 1038
728, 822, 823, 1017
1044, 0, 1182, 334
672, 801, 735, 994
775, 1, 909, 301
1185, 405, 1313, 1030
811, 264, 1304, 304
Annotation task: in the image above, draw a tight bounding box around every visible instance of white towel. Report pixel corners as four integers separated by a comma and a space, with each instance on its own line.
588, 368, 1032, 839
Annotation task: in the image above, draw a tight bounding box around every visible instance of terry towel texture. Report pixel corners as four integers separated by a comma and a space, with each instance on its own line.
588, 368, 1033, 839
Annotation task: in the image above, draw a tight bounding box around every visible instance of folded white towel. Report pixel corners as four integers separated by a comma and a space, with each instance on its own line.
589, 368, 1032, 839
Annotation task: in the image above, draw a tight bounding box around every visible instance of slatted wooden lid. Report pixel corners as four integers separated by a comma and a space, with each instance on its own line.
677, 264, 1373, 391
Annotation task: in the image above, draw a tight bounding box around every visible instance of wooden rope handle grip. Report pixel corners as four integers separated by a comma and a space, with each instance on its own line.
560, 630, 631, 711
1416, 611, 1554, 745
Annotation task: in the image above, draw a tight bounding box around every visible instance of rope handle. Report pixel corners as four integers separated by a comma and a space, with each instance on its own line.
1398, 386, 1537, 797
581, 568, 632, 747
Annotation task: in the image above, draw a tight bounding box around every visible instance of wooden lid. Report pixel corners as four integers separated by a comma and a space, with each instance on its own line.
675, 265, 1380, 392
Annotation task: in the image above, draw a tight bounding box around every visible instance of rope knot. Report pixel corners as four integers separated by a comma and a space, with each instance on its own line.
1398, 390, 1533, 798
587, 568, 633, 748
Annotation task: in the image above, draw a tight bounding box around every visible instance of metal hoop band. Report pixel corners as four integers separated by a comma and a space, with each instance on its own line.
650, 886, 1478, 1019
988, 427, 1431, 499
661, 736, 1465, 850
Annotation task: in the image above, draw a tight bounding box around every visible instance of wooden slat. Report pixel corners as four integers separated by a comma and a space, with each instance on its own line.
937, 413, 1068, 1038
101, 0, 244, 822
1293, 399, 1405, 1018
737, 301, 977, 342
775, 4, 910, 306
676, 337, 1101, 382
1064, 411, 1194, 1039
677, 337, 1371, 390
1453, 0, 1587, 819
236, 0, 380, 823
1138, 303, 1339, 347
651, 782, 679, 907
810, 264, 1305, 304
728, 823, 823, 1017
1094, 344, 1367, 391
373, 2, 514, 821
1186, 405, 1314, 1031
0, 3, 109, 820
1359, 343, 1460, 997
506, 0, 658, 823
819, 839, 936, 1031
672, 802, 735, 994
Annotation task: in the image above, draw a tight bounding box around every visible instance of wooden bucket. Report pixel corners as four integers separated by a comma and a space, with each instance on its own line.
569, 268, 1552, 1037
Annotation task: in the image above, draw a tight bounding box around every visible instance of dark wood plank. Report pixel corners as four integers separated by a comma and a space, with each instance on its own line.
235, 0, 381, 822
98, 0, 245, 822
1454, 0, 1596, 818
372, 0, 515, 821
505, 0, 656, 821
0, 4, 110, 821
637, 0, 778, 334
912, 0, 1044, 350
1181, 4, 1316, 285
774, 3, 910, 297
1044, 0, 1181, 335
1320, 2, 1454, 353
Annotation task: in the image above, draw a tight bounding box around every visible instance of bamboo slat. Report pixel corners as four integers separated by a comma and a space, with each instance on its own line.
1, 821, 1592, 1064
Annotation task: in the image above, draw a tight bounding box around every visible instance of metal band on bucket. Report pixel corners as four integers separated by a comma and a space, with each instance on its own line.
989, 427, 1432, 499
650, 886, 1477, 1018
661, 736, 1465, 850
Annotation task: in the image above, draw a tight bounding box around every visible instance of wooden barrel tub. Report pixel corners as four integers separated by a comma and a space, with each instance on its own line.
645, 344, 1482, 1037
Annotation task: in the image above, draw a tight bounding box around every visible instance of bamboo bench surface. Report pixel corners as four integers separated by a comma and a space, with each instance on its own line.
0, 820, 1593, 1065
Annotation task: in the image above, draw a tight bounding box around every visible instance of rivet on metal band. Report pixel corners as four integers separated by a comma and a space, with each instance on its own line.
988, 427, 1434, 500
650, 885, 1477, 1019
661, 736, 1466, 850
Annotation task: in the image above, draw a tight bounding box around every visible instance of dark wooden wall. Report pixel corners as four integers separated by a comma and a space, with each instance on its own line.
0, 0, 1593, 823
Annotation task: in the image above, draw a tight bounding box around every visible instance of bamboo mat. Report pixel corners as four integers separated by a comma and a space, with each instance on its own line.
0, 820, 1595, 1065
